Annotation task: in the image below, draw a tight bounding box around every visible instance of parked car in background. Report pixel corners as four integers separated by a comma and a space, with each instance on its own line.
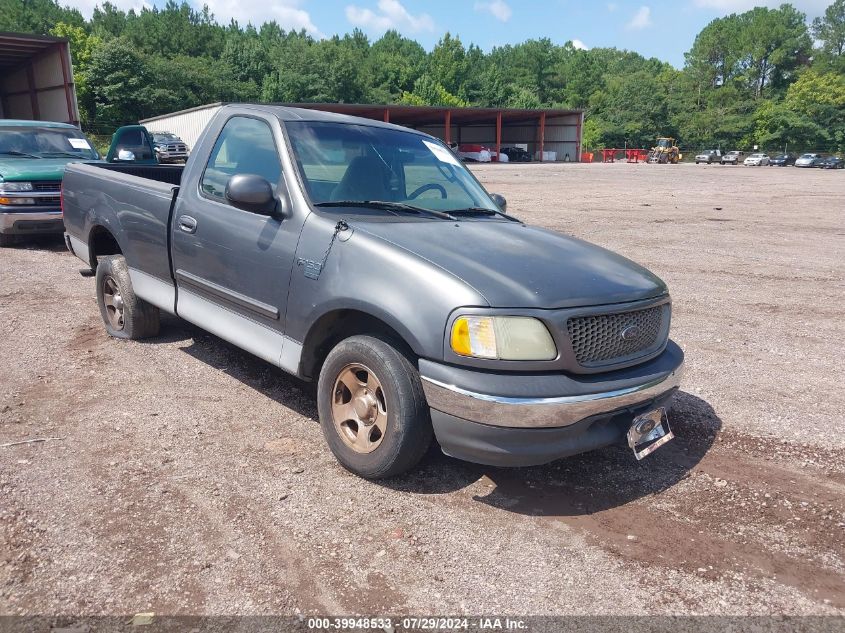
62, 104, 684, 479
151, 131, 190, 163
795, 153, 823, 168
720, 150, 746, 165
490, 150, 509, 163
769, 154, 796, 167
744, 153, 770, 166
0, 120, 99, 247
695, 149, 721, 164
501, 146, 532, 162
451, 143, 492, 163
818, 155, 844, 170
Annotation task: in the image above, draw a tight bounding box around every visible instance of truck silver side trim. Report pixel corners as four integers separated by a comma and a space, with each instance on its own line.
178, 288, 289, 369
280, 336, 303, 375
175, 269, 280, 320
128, 268, 176, 314
67, 234, 90, 265
420, 363, 683, 429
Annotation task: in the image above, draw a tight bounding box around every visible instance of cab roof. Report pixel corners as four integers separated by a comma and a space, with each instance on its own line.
224, 104, 426, 135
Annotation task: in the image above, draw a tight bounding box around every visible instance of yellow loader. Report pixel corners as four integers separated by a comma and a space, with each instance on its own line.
647, 138, 682, 164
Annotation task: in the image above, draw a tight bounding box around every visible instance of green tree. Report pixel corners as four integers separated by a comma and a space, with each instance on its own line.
0, 0, 84, 32
427, 33, 469, 96
367, 30, 425, 102
84, 37, 153, 126
399, 74, 468, 107
49, 22, 102, 124
738, 5, 812, 98
813, 0, 845, 57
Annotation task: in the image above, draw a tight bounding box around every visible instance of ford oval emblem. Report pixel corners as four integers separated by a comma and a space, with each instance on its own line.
621, 325, 642, 341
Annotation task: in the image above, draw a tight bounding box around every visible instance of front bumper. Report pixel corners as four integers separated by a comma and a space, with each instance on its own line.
0, 209, 64, 235
156, 152, 189, 162
421, 341, 684, 466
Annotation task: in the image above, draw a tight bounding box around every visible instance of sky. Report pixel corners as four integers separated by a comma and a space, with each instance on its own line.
65, 0, 835, 67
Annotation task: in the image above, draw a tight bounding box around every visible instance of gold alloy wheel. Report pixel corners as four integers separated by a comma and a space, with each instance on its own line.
102, 276, 125, 330
331, 364, 388, 454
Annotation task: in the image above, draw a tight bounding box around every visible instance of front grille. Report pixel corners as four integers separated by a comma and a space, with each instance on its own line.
33, 181, 61, 192
166, 144, 187, 152
39, 196, 61, 206
567, 304, 667, 367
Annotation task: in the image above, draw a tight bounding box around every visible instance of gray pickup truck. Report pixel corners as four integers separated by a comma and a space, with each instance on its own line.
62, 104, 684, 479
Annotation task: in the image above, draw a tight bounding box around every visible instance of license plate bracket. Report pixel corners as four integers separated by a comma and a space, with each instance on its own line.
627, 407, 674, 460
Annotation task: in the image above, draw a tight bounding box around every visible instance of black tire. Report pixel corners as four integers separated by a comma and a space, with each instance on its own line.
317, 335, 432, 479
95, 255, 160, 339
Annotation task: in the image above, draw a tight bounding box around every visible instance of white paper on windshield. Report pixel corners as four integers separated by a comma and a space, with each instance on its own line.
68, 138, 91, 149
423, 140, 461, 167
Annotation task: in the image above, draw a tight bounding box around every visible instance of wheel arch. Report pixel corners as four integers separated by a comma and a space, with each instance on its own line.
299, 307, 423, 381
87, 224, 123, 269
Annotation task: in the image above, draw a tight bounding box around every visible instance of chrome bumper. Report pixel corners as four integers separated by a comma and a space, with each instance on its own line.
421, 362, 684, 429
0, 209, 63, 232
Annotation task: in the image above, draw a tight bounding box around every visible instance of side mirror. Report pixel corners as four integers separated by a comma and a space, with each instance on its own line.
225, 174, 278, 216
117, 149, 136, 162
490, 193, 507, 212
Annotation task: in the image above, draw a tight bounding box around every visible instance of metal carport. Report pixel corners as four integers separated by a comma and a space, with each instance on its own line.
0, 32, 79, 125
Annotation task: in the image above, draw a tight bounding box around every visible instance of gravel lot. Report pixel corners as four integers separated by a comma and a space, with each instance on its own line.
1, 162, 844, 620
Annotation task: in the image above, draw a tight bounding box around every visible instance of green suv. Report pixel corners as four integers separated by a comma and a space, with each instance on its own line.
0, 120, 99, 246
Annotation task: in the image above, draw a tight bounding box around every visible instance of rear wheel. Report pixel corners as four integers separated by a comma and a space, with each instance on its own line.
95, 255, 160, 339
317, 335, 432, 479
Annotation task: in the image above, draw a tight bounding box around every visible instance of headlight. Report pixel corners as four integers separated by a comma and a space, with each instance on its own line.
0, 182, 33, 192
0, 197, 37, 205
450, 316, 557, 361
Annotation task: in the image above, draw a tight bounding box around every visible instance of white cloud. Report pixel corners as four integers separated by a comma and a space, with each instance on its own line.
199, 0, 322, 35
346, 0, 435, 34
692, 0, 830, 14
474, 0, 512, 22
571, 39, 589, 50
626, 6, 652, 30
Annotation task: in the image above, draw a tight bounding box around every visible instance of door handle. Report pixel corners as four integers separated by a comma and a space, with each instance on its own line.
178, 215, 197, 234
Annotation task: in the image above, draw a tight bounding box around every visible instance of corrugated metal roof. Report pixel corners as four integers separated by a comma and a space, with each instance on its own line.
141, 102, 583, 126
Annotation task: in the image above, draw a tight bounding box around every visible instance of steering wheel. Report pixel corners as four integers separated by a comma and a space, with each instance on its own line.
409, 183, 447, 199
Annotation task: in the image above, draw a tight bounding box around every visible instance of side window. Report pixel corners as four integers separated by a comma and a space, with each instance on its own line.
201, 117, 282, 201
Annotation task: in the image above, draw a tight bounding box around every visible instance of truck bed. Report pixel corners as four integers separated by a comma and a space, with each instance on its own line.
62, 162, 184, 294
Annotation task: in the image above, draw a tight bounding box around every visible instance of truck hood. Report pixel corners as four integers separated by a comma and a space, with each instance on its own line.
354, 220, 667, 309
0, 158, 80, 182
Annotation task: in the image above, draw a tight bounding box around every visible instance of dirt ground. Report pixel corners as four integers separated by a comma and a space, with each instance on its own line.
1, 162, 844, 621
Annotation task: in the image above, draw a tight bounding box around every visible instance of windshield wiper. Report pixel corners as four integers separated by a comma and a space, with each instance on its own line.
39, 151, 86, 158
0, 150, 41, 159
316, 200, 457, 221
449, 207, 521, 222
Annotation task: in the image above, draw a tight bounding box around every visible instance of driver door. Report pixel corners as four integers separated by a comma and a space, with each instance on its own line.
170, 114, 303, 369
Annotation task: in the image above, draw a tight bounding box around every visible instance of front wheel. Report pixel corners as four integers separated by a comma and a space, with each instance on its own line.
317, 335, 432, 479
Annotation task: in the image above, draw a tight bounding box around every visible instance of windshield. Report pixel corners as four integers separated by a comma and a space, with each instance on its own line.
285, 121, 498, 214
153, 133, 179, 142
0, 126, 98, 159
